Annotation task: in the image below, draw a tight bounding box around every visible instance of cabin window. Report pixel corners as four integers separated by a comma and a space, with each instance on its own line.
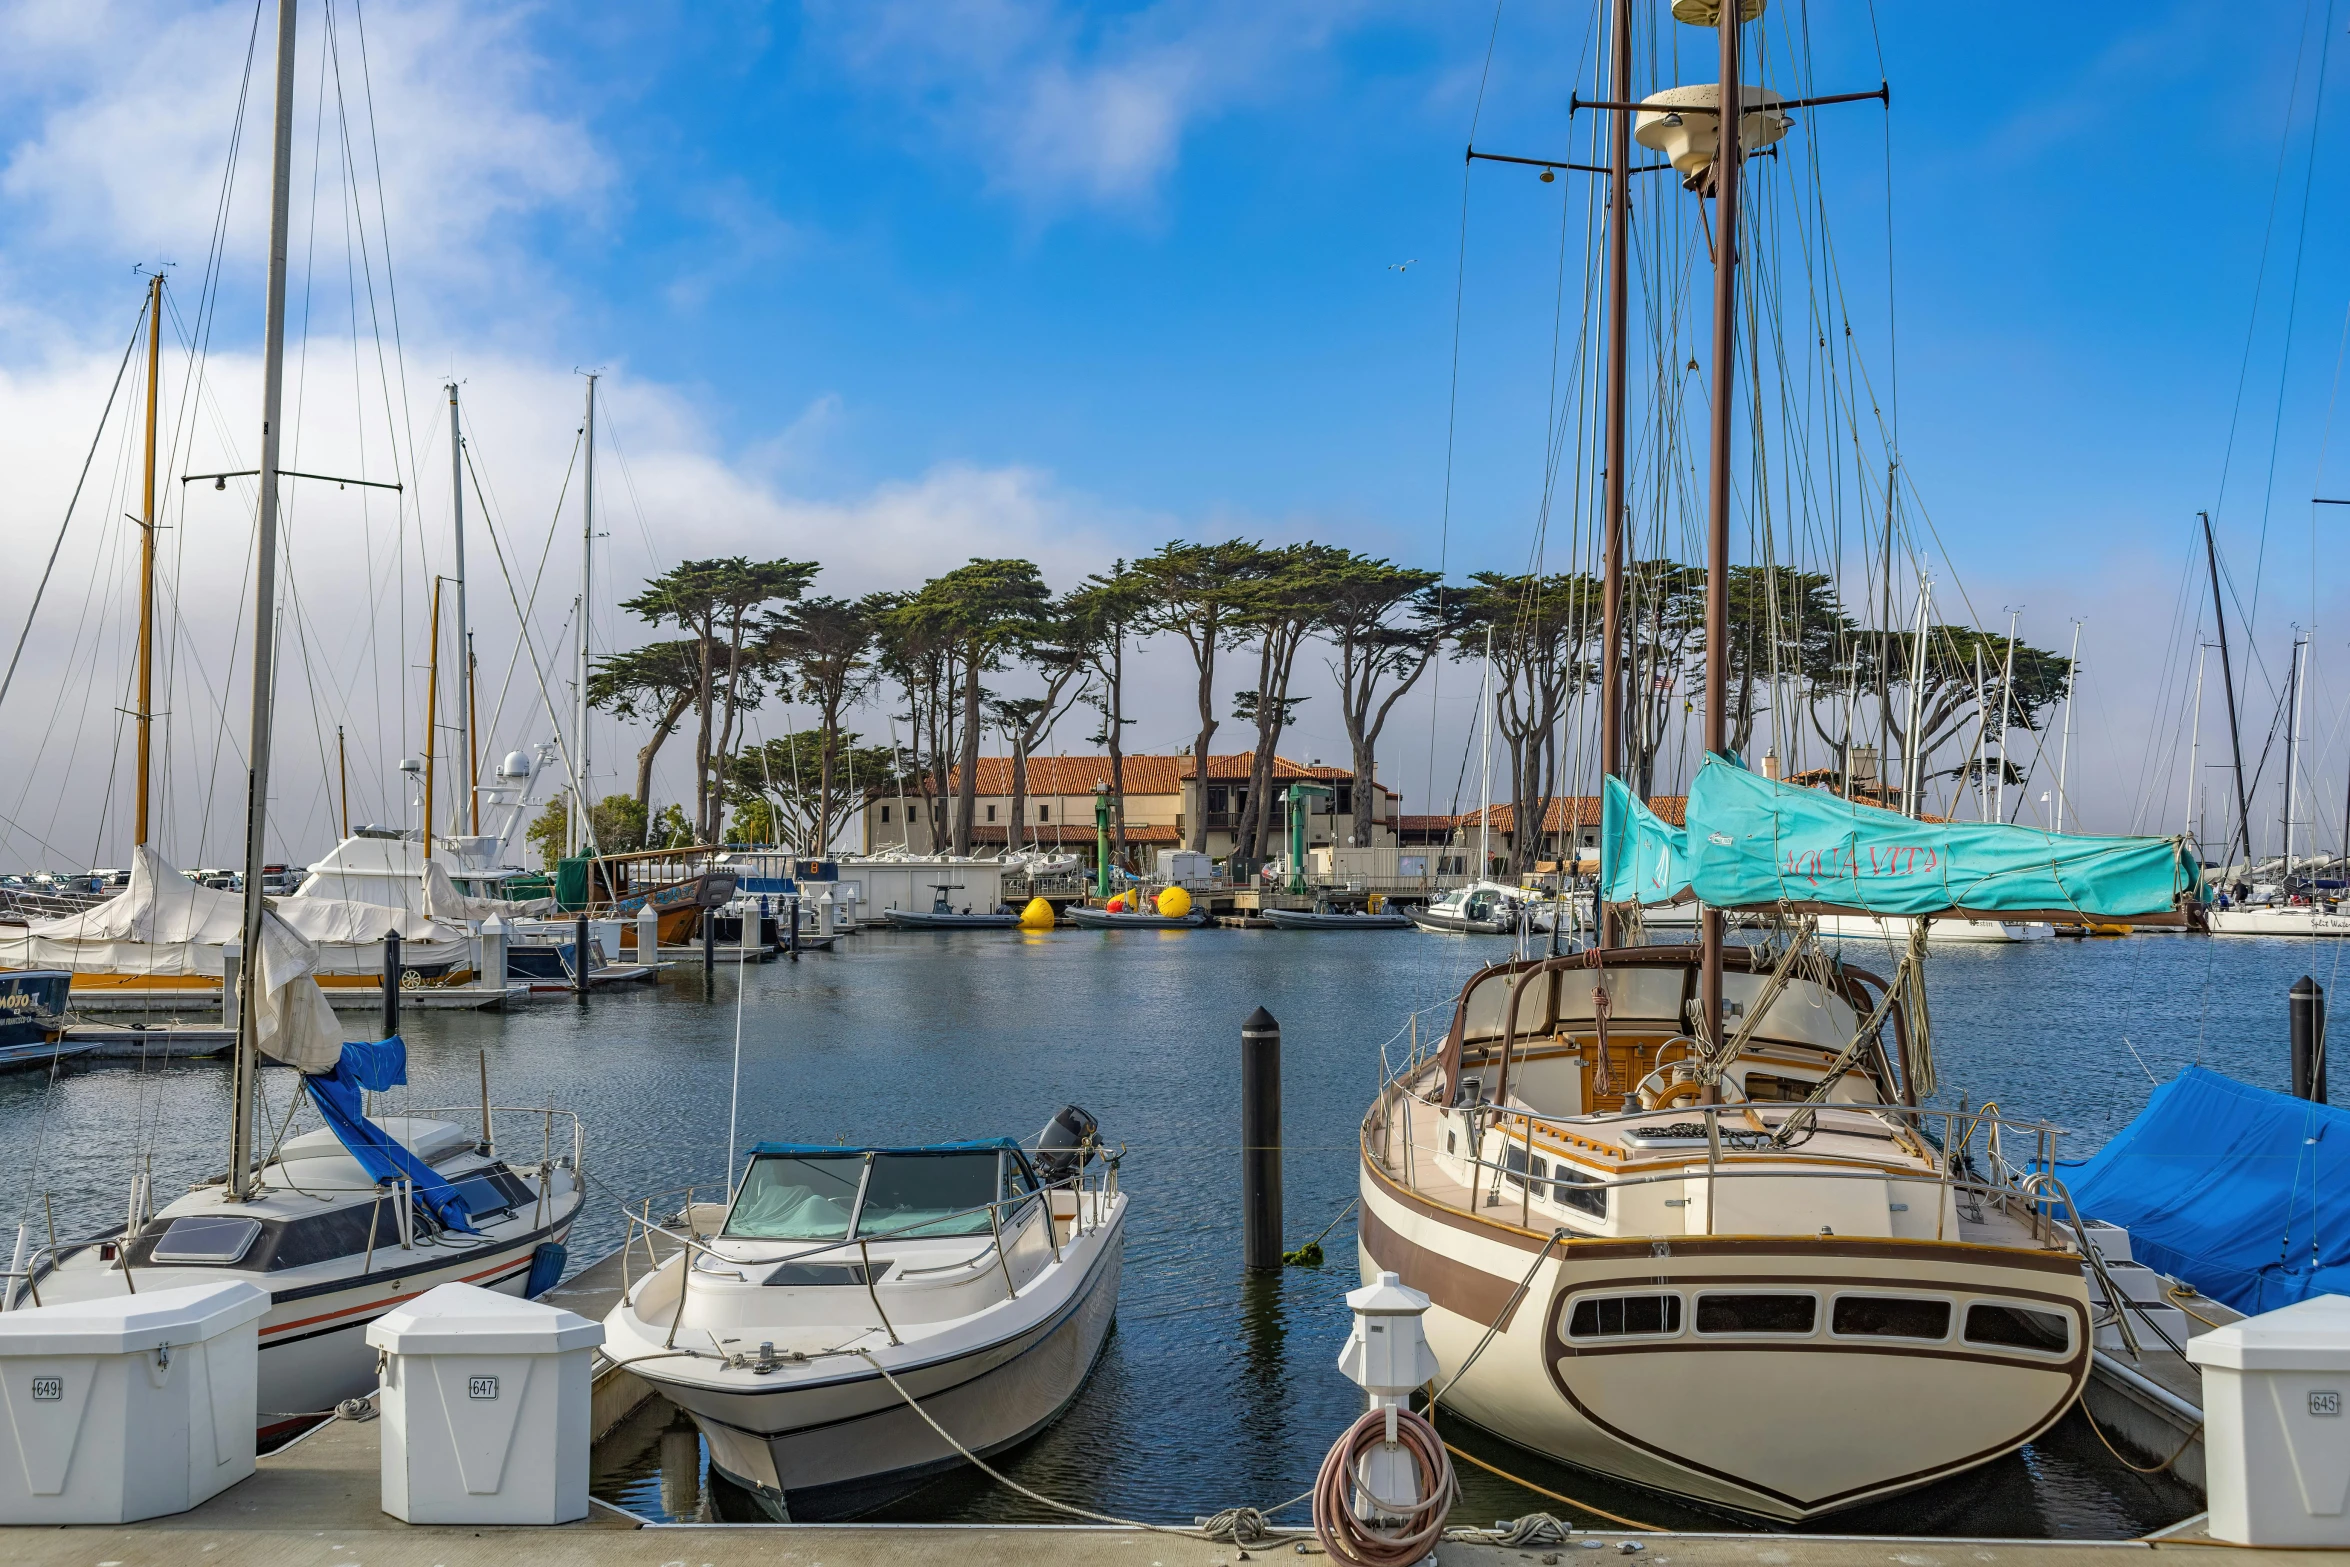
448, 1170, 532, 1221
1695, 1293, 1817, 1335
1554, 1165, 1607, 1219
1446, 1131, 1457, 1153
266, 1206, 388, 1272
1743, 1073, 1815, 1103
858, 1151, 1000, 1239
1964, 1302, 2071, 1354
1831, 1295, 1951, 1340
1566, 1293, 1681, 1339
726, 1154, 862, 1241
1460, 969, 1555, 1043
149, 1215, 262, 1265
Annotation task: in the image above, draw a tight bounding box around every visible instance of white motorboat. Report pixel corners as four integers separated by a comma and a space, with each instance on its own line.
607, 1109, 1125, 1520
1409, 881, 1534, 935
1814, 913, 2054, 944
12, 1043, 583, 1444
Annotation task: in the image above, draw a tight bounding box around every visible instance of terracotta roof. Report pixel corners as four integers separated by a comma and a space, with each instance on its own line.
920, 822, 1183, 848
892, 754, 1398, 800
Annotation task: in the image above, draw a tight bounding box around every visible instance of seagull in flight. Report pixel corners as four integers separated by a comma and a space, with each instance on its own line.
1388, 259, 1418, 272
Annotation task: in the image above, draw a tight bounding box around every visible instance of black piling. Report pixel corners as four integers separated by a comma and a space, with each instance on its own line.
702, 908, 716, 977
381, 930, 401, 1039
788, 895, 801, 960
2292, 976, 2328, 1102
574, 913, 591, 998
1241, 1006, 1283, 1271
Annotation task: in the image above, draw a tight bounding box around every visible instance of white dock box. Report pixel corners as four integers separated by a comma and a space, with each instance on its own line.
2187, 1293, 2350, 1545
367, 1281, 602, 1524
0, 1279, 268, 1524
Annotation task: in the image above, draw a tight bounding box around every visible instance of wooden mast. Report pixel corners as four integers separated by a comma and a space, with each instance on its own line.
134, 271, 163, 848
229, 0, 300, 1204
1596, 0, 1632, 949
1699, 0, 1747, 1054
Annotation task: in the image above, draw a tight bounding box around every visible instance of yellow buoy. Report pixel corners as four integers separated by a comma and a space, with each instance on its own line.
1020, 897, 1056, 931
1157, 885, 1194, 918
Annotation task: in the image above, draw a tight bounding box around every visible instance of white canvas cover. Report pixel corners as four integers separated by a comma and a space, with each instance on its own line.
0, 846, 363, 1071
296, 835, 550, 921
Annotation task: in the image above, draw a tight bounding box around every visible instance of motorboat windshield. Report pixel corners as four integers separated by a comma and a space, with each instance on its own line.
721, 1146, 1038, 1245
859, 1151, 1013, 1239
724, 1154, 863, 1240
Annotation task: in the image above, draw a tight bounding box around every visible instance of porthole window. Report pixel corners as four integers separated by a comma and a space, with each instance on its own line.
1566, 1293, 1681, 1339
1964, 1302, 2071, 1354
1694, 1293, 1817, 1335
1831, 1294, 1950, 1340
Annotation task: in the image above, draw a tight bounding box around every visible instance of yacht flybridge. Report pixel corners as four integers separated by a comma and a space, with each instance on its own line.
607, 1109, 1125, 1520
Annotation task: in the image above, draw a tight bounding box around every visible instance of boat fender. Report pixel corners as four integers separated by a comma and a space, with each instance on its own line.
524, 1240, 567, 1298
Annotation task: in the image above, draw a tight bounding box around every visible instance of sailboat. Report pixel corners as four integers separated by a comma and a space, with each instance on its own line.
1357, 0, 2198, 1520
5, 0, 582, 1440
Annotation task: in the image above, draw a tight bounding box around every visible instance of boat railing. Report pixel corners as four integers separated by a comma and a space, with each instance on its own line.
402, 1103, 585, 1185
1367, 1082, 2072, 1249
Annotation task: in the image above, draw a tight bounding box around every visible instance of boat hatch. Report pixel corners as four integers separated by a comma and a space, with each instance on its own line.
148, 1214, 263, 1265
764, 1260, 888, 1287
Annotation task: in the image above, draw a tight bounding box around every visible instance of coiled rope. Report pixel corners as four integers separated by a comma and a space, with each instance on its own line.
1311, 1405, 1456, 1567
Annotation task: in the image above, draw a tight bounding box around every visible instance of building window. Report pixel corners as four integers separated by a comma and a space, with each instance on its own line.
1335, 784, 1353, 817
1038, 804, 1050, 821
879, 805, 891, 823
1208, 786, 1228, 813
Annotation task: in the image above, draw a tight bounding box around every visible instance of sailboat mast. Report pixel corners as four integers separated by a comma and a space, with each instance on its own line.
574, 373, 598, 857
1995, 609, 2018, 821
2283, 636, 2304, 881
229, 0, 299, 1205
1699, 0, 1746, 1051
134, 272, 163, 849
2200, 511, 2253, 879
2055, 621, 2080, 833
423, 578, 442, 861
1901, 582, 1931, 816
1476, 624, 1495, 878
337, 724, 350, 839
2185, 643, 2206, 841
1595, 0, 1633, 949
447, 383, 472, 839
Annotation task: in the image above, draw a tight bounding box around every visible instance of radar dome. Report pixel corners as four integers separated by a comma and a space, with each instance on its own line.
1633, 83, 1790, 191
500, 751, 534, 779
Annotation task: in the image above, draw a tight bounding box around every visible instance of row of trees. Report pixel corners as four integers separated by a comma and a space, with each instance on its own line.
573, 544, 2071, 870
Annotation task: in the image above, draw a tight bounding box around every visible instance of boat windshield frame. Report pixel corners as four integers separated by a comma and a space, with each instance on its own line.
720, 1145, 1045, 1246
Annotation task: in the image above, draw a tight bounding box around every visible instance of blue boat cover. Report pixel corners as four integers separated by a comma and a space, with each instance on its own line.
302, 1038, 478, 1234
1601, 777, 1691, 906
2059, 1066, 2347, 1315
1683, 757, 2203, 920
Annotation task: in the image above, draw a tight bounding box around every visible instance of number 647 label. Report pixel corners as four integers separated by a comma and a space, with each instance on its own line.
468, 1376, 499, 1400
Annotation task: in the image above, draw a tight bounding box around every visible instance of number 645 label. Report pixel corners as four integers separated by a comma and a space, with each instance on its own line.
2311, 1391, 2340, 1417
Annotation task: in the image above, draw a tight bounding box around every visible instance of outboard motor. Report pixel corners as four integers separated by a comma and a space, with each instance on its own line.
1033, 1104, 1101, 1183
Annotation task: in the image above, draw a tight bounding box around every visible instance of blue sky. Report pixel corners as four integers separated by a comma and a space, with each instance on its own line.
0, 0, 2344, 865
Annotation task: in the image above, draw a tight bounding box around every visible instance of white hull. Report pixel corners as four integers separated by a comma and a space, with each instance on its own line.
2207, 906, 2350, 937
1814, 914, 2053, 944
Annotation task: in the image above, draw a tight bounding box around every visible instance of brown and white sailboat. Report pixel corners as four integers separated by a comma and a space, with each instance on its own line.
1357, 0, 2200, 1522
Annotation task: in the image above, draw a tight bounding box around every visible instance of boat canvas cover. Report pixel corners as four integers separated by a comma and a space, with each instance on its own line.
302, 1038, 476, 1233
1682, 758, 2203, 921
2061, 1066, 2349, 1315
0, 845, 344, 1070
1601, 776, 1691, 906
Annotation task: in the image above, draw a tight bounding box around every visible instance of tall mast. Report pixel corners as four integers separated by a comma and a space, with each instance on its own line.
574, 374, 598, 857
423, 578, 442, 861
2200, 512, 2253, 878
1476, 624, 1495, 878
337, 724, 350, 839
2055, 621, 2080, 833
1595, 0, 1633, 948
447, 383, 472, 840
134, 272, 163, 849
2184, 644, 2206, 841
1901, 582, 1932, 816
2283, 636, 2304, 880
1699, 0, 1746, 1053
229, 0, 299, 1204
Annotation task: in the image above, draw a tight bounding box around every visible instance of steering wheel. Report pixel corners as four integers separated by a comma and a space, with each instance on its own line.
1630, 1036, 1748, 1111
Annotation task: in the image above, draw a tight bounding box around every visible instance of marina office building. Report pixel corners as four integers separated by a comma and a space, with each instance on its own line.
861, 753, 1401, 862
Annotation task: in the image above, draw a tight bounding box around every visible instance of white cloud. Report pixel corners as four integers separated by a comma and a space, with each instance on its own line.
807, 0, 1363, 210
0, 0, 607, 316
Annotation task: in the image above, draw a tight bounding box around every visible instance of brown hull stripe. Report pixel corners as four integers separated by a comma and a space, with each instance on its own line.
1359, 1202, 1532, 1332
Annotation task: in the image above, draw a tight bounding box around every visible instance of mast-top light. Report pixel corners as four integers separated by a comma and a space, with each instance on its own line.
1634, 84, 1791, 192
1669, 0, 1766, 24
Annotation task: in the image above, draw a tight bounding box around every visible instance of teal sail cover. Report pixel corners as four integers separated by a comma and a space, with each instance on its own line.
1601, 776, 1691, 906
1683, 757, 2203, 921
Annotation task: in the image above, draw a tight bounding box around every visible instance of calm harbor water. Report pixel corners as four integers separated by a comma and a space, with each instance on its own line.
9, 925, 2337, 1535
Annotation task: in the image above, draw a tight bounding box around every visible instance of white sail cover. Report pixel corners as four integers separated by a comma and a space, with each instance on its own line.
0, 845, 355, 1070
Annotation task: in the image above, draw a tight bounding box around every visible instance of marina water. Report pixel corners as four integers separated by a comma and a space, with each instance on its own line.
11, 927, 2320, 1534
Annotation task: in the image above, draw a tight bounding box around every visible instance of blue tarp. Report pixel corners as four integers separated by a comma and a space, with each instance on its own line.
2059, 1066, 2348, 1315
302, 1038, 478, 1234
1600, 777, 1691, 907
1683, 757, 2203, 920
